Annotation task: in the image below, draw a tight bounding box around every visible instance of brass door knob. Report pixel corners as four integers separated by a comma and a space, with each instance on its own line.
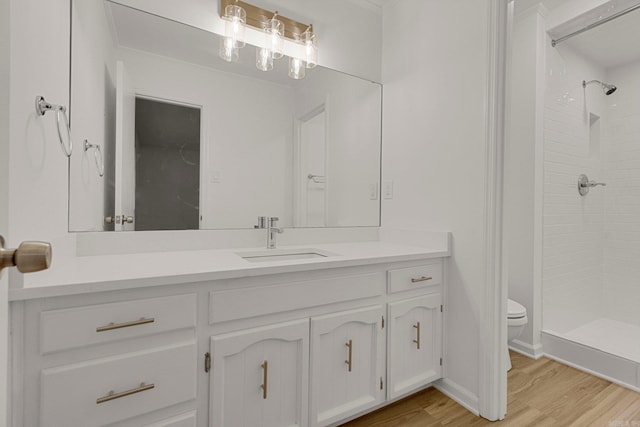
0, 236, 52, 273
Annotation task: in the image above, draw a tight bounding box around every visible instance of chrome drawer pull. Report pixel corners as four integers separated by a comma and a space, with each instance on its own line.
96, 317, 155, 332
411, 276, 432, 283
96, 382, 154, 404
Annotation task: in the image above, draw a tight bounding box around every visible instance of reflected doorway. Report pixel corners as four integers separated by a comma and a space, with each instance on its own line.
134, 98, 201, 230
297, 106, 327, 227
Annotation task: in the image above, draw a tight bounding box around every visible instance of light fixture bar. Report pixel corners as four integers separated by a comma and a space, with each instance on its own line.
220, 0, 311, 40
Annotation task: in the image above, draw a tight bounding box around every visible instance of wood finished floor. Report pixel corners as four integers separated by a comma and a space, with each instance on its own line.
340, 352, 640, 427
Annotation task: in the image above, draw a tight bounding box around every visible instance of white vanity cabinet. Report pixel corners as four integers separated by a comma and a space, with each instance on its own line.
209, 319, 310, 427
387, 263, 443, 400
387, 294, 442, 400
309, 306, 386, 427
10, 251, 447, 427
13, 294, 198, 427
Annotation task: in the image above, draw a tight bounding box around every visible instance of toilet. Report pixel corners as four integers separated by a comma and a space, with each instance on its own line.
507, 299, 528, 371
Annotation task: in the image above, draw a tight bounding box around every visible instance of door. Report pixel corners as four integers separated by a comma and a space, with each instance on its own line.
387, 294, 442, 400
115, 61, 136, 231
296, 107, 327, 227
210, 319, 309, 427
309, 306, 385, 427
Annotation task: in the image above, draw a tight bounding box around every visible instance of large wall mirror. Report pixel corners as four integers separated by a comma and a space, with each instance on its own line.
68, 0, 382, 232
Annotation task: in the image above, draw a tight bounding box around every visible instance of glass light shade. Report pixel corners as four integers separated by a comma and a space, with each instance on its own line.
265, 17, 284, 59
256, 47, 273, 71
219, 37, 239, 62
288, 56, 306, 79
303, 31, 318, 69
223, 4, 246, 48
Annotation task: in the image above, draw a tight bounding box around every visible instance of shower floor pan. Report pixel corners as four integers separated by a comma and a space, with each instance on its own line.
542, 318, 640, 393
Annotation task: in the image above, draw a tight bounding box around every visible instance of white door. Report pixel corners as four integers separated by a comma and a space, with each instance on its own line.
210, 319, 309, 427
387, 294, 442, 400
115, 61, 136, 231
309, 306, 385, 427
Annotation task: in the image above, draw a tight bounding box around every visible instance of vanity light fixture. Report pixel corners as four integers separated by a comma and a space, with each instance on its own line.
219, 0, 318, 78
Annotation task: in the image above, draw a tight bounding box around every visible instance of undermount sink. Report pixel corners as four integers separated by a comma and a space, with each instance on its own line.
237, 248, 337, 263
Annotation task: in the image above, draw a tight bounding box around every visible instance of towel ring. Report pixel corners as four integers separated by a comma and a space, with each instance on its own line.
35, 95, 73, 157
83, 140, 104, 177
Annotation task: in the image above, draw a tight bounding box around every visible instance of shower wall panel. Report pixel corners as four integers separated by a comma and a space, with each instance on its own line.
542, 43, 607, 333
603, 59, 640, 326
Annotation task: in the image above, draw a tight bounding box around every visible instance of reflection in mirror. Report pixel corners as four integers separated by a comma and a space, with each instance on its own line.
68, 0, 382, 231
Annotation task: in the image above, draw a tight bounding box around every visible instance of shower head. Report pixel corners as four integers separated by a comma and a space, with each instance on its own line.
583, 79, 617, 95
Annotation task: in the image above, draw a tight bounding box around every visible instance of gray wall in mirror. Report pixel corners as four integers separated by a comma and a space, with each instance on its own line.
68, 0, 382, 231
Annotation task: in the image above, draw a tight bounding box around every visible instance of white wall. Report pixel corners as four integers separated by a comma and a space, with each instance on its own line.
602, 60, 640, 326
542, 42, 607, 334
382, 0, 493, 409
111, 0, 382, 82
505, 3, 546, 356
295, 72, 381, 227
117, 48, 296, 229
7, 0, 70, 255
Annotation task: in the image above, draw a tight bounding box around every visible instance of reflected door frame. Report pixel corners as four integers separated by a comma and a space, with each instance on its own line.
294, 100, 329, 228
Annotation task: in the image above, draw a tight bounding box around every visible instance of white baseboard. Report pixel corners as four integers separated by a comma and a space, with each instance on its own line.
434, 378, 480, 416
509, 339, 544, 359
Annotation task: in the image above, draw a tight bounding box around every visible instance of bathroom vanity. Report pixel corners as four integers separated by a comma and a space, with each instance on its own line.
9, 241, 448, 427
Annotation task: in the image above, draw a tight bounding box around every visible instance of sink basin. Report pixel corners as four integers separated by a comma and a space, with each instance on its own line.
237, 248, 336, 263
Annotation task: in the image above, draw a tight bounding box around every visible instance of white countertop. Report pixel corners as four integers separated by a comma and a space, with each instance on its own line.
9, 239, 450, 301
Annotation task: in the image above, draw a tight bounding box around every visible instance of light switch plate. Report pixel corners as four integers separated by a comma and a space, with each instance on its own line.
369, 183, 379, 200
383, 180, 393, 199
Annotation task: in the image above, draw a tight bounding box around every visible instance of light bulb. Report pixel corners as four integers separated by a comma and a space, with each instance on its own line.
265, 16, 284, 59
303, 29, 317, 69
256, 47, 273, 71
223, 4, 246, 48
219, 37, 239, 62
289, 57, 306, 79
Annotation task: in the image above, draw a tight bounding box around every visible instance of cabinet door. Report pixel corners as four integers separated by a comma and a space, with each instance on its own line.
388, 294, 442, 400
210, 319, 309, 427
310, 306, 385, 427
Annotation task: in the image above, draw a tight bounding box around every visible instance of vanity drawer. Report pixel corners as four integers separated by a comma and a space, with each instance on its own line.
209, 272, 386, 324
40, 294, 197, 354
40, 341, 197, 427
388, 262, 442, 294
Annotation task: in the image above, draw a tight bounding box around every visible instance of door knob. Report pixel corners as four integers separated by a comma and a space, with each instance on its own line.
123, 216, 134, 224
0, 235, 52, 273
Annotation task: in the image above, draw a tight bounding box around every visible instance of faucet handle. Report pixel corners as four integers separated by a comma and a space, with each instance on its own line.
268, 217, 280, 226
254, 216, 267, 229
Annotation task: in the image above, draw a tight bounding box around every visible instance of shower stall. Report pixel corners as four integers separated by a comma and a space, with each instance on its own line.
538, 1, 640, 390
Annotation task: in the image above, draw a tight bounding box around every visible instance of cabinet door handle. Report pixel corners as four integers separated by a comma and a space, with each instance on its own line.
96, 317, 155, 332
411, 276, 432, 283
261, 360, 268, 399
413, 322, 421, 350
345, 339, 353, 372
96, 382, 154, 404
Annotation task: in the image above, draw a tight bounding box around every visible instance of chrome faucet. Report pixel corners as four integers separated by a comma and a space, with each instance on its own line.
267, 217, 284, 249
